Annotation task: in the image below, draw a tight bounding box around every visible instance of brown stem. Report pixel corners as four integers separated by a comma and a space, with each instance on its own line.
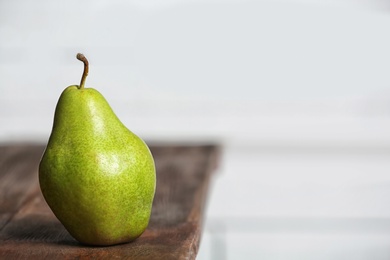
76, 53, 89, 89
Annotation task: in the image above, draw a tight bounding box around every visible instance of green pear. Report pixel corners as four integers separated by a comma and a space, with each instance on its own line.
39, 53, 156, 246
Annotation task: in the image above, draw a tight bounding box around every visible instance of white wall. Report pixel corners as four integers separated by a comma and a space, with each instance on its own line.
2, 1, 390, 259
1, 0, 390, 145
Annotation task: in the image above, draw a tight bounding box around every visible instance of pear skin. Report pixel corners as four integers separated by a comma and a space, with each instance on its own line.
39, 54, 156, 246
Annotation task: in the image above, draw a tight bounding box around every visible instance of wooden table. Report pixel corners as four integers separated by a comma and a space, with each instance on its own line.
0, 143, 219, 259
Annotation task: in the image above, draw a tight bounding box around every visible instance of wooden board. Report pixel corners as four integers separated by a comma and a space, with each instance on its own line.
0, 143, 219, 259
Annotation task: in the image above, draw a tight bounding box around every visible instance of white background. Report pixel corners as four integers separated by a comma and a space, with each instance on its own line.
2, 0, 390, 259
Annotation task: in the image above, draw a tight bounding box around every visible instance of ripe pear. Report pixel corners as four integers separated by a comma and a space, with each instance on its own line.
39, 53, 156, 246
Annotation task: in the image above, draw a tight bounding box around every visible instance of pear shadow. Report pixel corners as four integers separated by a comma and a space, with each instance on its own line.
1, 214, 80, 246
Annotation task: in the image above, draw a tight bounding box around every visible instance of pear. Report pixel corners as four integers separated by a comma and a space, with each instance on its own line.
39, 53, 156, 246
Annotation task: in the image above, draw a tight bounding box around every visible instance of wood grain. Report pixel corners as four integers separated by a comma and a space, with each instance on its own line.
0, 143, 219, 259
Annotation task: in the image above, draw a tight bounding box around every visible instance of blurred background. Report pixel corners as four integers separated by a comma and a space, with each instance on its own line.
2, 0, 390, 259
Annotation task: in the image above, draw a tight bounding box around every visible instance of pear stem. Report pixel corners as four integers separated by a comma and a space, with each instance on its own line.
76, 53, 89, 89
